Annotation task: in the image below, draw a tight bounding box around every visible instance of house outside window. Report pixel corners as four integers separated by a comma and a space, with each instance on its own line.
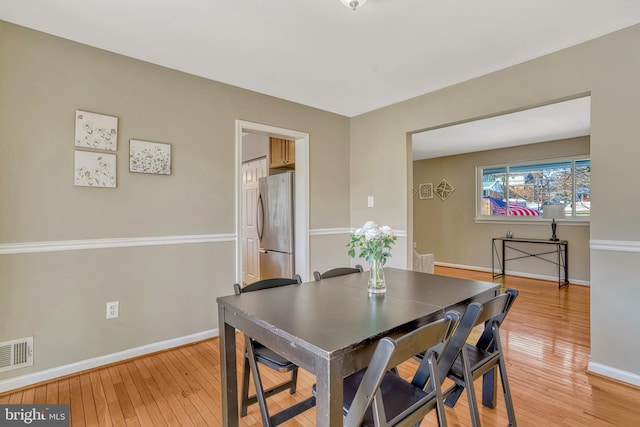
478, 157, 590, 219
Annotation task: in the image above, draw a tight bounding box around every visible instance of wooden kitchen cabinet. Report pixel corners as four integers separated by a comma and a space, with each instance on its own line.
269, 137, 295, 169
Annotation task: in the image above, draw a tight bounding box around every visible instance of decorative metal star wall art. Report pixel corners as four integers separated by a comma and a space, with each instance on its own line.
435, 178, 455, 201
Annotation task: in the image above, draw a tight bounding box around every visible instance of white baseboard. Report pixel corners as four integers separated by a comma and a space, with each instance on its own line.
434, 261, 590, 286
588, 361, 640, 388
0, 329, 219, 394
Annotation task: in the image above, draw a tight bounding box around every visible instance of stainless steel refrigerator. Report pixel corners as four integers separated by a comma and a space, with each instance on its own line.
257, 171, 294, 279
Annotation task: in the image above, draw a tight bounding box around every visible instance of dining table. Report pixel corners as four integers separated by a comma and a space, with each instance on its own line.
217, 267, 500, 427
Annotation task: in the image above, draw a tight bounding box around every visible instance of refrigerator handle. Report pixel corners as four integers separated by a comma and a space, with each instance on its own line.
257, 193, 264, 241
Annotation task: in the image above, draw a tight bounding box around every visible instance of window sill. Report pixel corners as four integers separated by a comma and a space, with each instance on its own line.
474, 217, 590, 226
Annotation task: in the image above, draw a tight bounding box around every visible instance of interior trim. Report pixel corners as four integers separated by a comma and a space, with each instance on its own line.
342, 228, 408, 237
0, 234, 235, 255
590, 239, 640, 253
0, 329, 219, 394
0, 228, 390, 255
235, 120, 310, 283
309, 227, 351, 235
588, 361, 640, 388
474, 218, 590, 226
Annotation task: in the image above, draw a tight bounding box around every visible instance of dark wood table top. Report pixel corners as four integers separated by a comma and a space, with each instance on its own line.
217, 268, 499, 358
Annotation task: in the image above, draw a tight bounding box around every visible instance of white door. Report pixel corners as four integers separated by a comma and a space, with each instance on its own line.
242, 158, 267, 285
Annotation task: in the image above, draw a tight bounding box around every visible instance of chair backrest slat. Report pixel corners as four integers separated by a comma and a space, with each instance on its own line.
410, 303, 483, 395
234, 275, 302, 295
388, 312, 459, 369
344, 311, 460, 427
345, 338, 396, 426
475, 288, 518, 351
313, 265, 363, 281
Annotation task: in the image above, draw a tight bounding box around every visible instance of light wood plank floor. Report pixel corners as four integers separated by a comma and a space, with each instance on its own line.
2, 267, 640, 426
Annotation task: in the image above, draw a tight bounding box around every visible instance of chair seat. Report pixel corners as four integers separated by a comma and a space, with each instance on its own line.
343, 369, 429, 427
448, 344, 498, 379
312, 372, 432, 426
253, 342, 297, 372
312, 369, 432, 426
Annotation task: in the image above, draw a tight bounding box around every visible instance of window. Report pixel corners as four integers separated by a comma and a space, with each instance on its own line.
478, 157, 590, 219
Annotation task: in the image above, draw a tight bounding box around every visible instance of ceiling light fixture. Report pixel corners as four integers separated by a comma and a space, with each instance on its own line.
340, 0, 367, 11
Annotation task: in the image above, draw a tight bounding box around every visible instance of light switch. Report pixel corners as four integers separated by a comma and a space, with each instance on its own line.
367, 196, 374, 207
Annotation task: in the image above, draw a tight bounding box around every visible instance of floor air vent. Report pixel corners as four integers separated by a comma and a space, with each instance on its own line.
0, 336, 34, 373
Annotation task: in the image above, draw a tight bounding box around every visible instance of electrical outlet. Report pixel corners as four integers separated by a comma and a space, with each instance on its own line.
106, 301, 119, 319
367, 196, 374, 207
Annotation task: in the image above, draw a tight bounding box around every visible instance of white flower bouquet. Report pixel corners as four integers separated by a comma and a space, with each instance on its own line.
347, 221, 396, 265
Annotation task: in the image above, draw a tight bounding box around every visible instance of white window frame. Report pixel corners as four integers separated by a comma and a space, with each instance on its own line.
475, 156, 590, 223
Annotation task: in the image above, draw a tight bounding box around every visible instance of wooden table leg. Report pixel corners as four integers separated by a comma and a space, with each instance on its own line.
219, 307, 239, 427
314, 356, 344, 427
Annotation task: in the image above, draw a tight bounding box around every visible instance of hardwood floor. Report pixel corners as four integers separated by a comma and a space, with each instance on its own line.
2, 267, 640, 426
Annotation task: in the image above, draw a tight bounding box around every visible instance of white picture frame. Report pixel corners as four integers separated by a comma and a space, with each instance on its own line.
75, 110, 118, 151
74, 151, 117, 188
129, 139, 171, 175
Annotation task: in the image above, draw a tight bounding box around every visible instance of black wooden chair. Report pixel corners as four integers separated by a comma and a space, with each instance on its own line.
313, 264, 363, 281
441, 288, 519, 427
338, 310, 461, 427
233, 275, 316, 426
412, 302, 484, 396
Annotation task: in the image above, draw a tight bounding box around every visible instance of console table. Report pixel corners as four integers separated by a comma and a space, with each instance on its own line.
492, 237, 569, 287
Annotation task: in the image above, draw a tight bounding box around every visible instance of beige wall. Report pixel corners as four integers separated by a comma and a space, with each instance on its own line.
0, 21, 350, 381
351, 25, 640, 383
413, 137, 590, 283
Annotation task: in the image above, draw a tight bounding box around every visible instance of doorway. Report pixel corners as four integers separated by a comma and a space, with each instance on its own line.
408, 95, 591, 282
235, 120, 310, 283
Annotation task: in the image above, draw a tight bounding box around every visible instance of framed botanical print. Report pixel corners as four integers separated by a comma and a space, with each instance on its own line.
75, 110, 118, 151
129, 139, 171, 175
74, 151, 117, 188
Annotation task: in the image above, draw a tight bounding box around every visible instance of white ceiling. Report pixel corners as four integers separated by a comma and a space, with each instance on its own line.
2, 0, 639, 119
412, 96, 592, 160
0, 1, 637, 158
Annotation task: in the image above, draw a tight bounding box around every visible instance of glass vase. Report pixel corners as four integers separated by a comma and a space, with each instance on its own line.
368, 258, 386, 294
